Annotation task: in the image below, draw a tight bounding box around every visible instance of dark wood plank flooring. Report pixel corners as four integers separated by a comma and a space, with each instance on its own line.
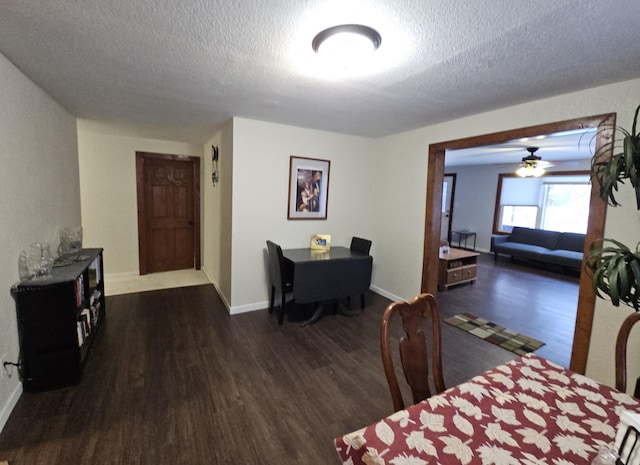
438, 252, 579, 368
0, 255, 578, 464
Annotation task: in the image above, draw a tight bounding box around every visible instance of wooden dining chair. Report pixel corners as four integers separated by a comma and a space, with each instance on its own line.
349, 236, 372, 309
615, 311, 640, 398
266, 240, 294, 325
380, 293, 446, 412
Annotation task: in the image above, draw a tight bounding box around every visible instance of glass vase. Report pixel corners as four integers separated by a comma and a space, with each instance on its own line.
28, 243, 54, 279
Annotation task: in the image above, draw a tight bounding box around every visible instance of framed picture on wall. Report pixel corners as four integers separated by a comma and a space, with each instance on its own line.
288, 156, 330, 220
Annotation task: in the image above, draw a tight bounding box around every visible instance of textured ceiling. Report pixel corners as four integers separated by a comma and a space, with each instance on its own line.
1, 0, 640, 144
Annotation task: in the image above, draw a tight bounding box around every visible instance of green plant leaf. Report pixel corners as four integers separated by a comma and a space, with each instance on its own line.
629, 259, 640, 311
590, 108, 640, 208
587, 239, 640, 309
632, 103, 640, 137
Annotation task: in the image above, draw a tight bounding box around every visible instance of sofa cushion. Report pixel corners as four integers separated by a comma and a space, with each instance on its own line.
541, 249, 584, 269
492, 242, 549, 261
556, 232, 585, 253
508, 227, 561, 250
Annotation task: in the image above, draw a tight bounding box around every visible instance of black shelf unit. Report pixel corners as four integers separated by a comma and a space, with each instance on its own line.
11, 248, 105, 392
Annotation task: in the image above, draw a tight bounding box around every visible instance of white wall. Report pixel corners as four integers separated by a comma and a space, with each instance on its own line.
229, 118, 378, 312
587, 175, 640, 391
77, 122, 202, 276
373, 77, 640, 389
371, 129, 431, 301
448, 165, 503, 252
202, 120, 233, 307
0, 53, 81, 431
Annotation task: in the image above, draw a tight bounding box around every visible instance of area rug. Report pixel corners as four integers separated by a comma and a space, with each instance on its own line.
444, 313, 545, 355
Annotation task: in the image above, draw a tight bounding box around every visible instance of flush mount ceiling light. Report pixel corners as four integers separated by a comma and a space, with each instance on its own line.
516, 147, 546, 177
312, 24, 381, 65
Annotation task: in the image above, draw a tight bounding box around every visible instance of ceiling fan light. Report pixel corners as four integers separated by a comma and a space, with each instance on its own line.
516, 146, 546, 177
516, 165, 529, 177
532, 166, 545, 177
516, 164, 545, 177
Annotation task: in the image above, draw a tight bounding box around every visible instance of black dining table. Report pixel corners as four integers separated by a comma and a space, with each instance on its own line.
281, 246, 373, 326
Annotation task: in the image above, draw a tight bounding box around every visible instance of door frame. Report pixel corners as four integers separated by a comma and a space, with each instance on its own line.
420, 113, 615, 373
441, 173, 457, 244
136, 151, 201, 275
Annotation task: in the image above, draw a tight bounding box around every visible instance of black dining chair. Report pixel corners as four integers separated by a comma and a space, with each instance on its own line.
349, 236, 372, 309
266, 240, 294, 325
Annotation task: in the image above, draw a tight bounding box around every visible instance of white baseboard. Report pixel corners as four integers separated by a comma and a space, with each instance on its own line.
104, 271, 139, 281
370, 285, 402, 303
227, 287, 402, 316
230, 301, 268, 315
206, 277, 235, 314
0, 381, 22, 434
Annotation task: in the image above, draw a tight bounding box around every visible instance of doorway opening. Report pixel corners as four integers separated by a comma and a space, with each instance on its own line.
421, 113, 615, 373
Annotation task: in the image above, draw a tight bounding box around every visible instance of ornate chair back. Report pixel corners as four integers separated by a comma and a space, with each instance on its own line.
615, 311, 640, 398
380, 293, 445, 412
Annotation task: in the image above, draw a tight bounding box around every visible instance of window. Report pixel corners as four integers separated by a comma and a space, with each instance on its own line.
498, 205, 538, 232
493, 172, 590, 234
540, 183, 591, 233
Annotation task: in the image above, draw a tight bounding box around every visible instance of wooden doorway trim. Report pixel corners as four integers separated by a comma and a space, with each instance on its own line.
420, 113, 615, 373
136, 152, 201, 275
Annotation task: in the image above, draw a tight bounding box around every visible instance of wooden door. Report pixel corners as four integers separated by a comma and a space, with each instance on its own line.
136, 152, 201, 274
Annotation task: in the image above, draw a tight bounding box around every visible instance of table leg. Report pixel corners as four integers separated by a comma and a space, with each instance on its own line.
300, 303, 326, 327
300, 300, 361, 327
338, 301, 360, 317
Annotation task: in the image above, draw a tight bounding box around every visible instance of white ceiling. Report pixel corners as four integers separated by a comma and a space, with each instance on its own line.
1, 0, 640, 144
445, 128, 597, 167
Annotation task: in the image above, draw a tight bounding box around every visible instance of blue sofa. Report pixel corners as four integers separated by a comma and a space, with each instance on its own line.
490, 227, 585, 270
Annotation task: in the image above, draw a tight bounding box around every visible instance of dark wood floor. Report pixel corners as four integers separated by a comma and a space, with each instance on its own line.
438, 252, 579, 368
0, 254, 578, 464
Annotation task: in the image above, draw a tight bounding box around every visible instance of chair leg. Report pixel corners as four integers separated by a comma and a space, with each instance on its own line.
360, 293, 365, 309
278, 295, 285, 325
277, 303, 285, 325
269, 286, 275, 313
277, 286, 286, 325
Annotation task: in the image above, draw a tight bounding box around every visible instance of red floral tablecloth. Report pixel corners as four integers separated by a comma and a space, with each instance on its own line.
335, 354, 640, 465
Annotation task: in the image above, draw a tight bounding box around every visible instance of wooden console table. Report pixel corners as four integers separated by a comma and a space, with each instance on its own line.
438, 247, 479, 290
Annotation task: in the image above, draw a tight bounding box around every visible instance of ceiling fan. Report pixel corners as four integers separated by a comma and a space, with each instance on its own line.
516, 147, 551, 177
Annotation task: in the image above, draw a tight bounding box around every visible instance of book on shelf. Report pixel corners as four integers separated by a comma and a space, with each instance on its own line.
77, 322, 83, 347
90, 301, 101, 326
75, 274, 86, 307
81, 308, 91, 334
96, 254, 102, 282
